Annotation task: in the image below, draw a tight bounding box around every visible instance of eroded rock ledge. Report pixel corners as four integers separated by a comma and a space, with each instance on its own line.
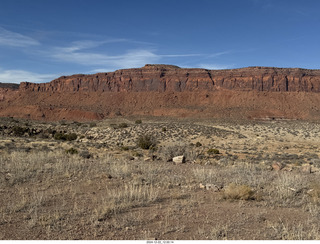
19, 65, 320, 93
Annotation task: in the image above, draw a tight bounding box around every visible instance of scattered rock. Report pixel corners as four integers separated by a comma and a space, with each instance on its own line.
144, 157, 152, 162
199, 183, 220, 191
173, 155, 185, 164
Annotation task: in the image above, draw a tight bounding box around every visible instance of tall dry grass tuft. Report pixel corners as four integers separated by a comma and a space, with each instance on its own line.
265, 172, 309, 207
267, 219, 320, 240
96, 182, 159, 220
192, 167, 217, 184
308, 182, 320, 204
222, 183, 255, 201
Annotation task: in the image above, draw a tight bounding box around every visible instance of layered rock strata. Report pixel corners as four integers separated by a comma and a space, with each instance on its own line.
19, 64, 320, 93
1, 65, 320, 121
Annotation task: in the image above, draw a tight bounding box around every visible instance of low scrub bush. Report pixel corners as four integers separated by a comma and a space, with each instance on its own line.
54, 132, 78, 141
223, 183, 255, 200
118, 123, 128, 128
12, 126, 29, 136
308, 182, 320, 204
207, 148, 220, 155
65, 147, 78, 155
195, 142, 202, 147
159, 143, 198, 161
136, 134, 157, 150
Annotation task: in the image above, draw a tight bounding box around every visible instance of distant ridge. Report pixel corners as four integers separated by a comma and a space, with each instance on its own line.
19, 65, 320, 93
1, 64, 320, 121
0, 82, 19, 90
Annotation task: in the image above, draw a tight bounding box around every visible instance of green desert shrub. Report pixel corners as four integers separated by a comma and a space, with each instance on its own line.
54, 132, 77, 141
118, 123, 128, 128
65, 147, 78, 155
12, 126, 29, 136
137, 134, 157, 150
135, 119, 142, 124
207, 148, 220, 155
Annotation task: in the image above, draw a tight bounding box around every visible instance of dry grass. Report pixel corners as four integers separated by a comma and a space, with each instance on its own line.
2, 149, 319, 239
267, 219, 320, 240
308, 182, 320, 204
263, 172, 310, 207
222, 183, 255, 200
96, 183, 159, 219
1, 118, 320, 240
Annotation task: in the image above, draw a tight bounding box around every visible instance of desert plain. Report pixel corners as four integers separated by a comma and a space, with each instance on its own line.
1, 116, 320, 240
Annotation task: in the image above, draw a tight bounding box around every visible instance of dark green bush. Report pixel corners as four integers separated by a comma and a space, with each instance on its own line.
65, 147, 78, 155
195, 142, 202, 147
12, 126, 29, 136
54, 132, 66, 140
207, 148, 220, 155
66, 133, 77, 141
54, 132, 77, 141
118, 123, 128, 128
137, 134, 157, 150
135, 119, 142, 124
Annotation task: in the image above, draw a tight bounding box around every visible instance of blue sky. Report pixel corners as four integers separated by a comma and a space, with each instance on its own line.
0, 0, 320, 83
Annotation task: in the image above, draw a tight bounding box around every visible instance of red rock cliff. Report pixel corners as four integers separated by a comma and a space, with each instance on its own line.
19, 65, 320, 93
2, 64, 320, 121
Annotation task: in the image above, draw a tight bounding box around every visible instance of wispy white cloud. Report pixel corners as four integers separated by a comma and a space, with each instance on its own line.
0, 27, 235, 79
196, 63, 233, 70
52, 45, 160, 69
208, 50, 233, 58
0, 26, 40, 47
57, 39, 128, 53
160, 54, 202, 58
50, 40, 201, 71
0, 68, 56, 83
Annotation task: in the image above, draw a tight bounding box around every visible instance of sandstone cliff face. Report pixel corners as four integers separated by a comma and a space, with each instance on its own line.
19, 65, 320, 93
2, 65, 320, 121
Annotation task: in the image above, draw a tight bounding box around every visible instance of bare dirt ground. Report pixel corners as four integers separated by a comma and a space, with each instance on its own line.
1, 116, 320, 240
